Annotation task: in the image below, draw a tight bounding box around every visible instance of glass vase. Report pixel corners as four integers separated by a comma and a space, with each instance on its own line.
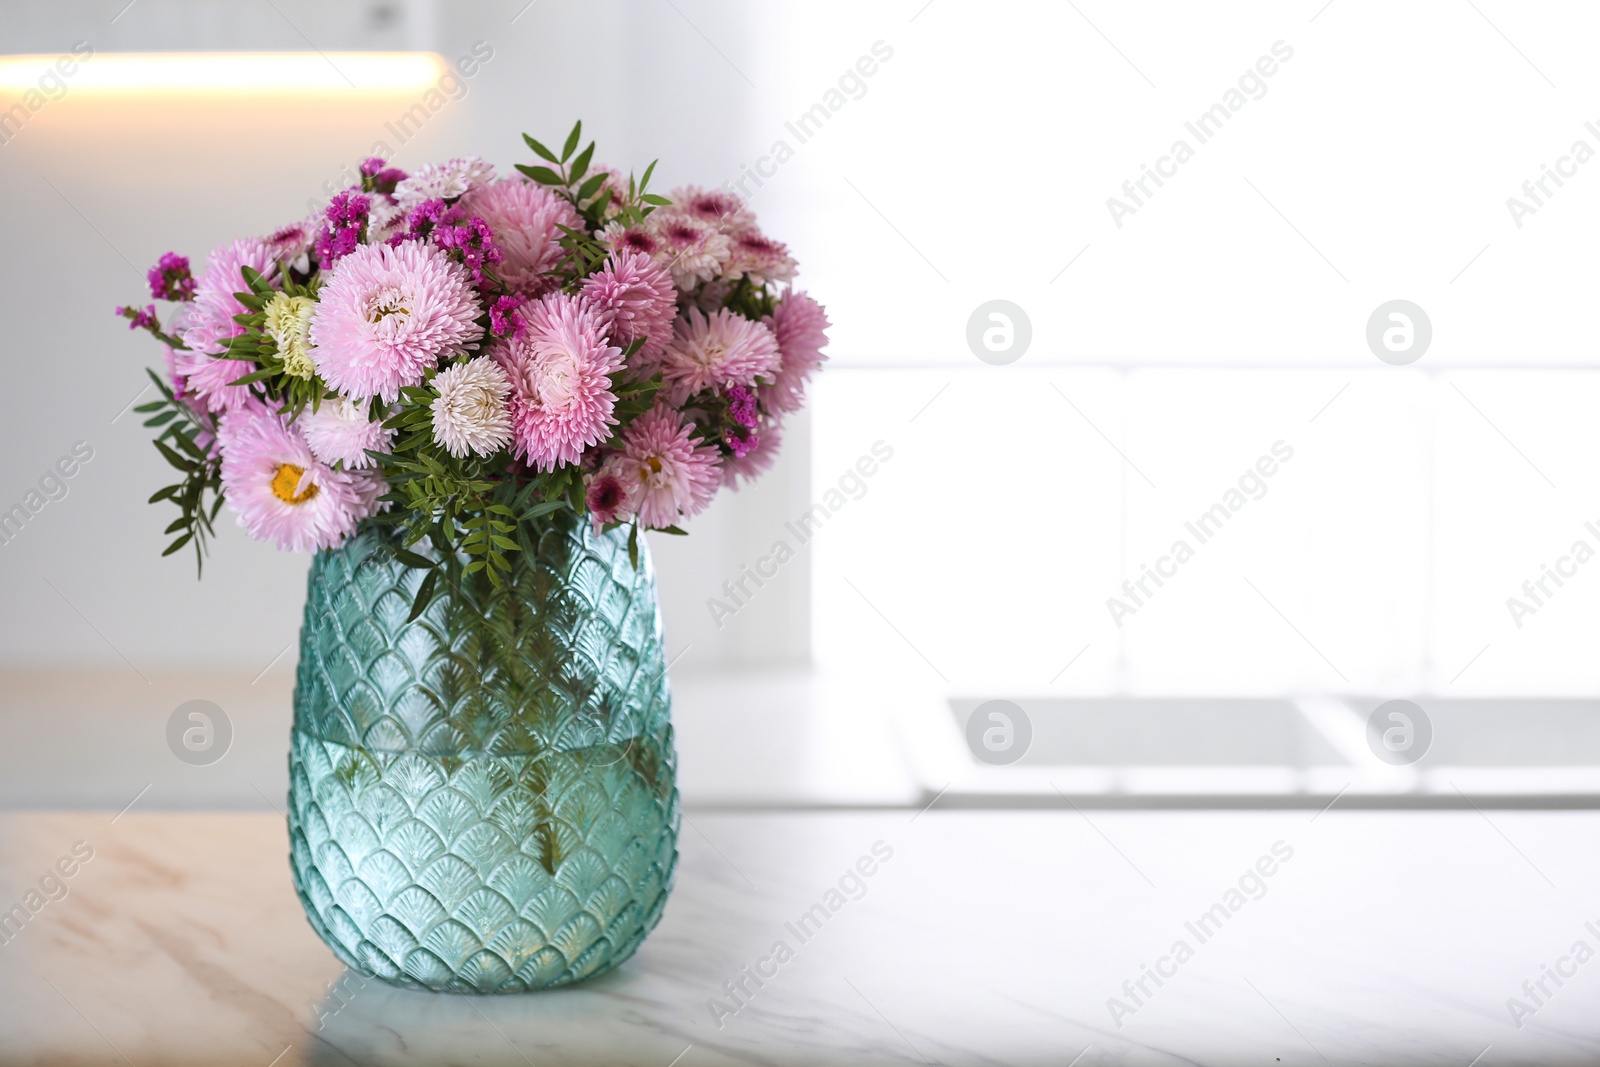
286, 513, 679, 993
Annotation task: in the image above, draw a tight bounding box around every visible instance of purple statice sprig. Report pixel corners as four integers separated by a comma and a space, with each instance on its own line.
360, 156, 407, 196
114, 304, 188, 350
722, 383, 760, 458
314, 189, 370, 266
490, 294, 526, 338
395, 198, 506, 288
146, 252, 195, 302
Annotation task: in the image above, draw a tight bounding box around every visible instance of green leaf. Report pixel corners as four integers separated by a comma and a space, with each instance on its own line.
627, 523, 639, 568
148, 485, 179, 504
153, 440, 196, 473
406, 569, 439, 623
568, 142, 594, 185
561, 120, 582, 162
390, 547, 437, 570
657, 524, 688, 535
575, 172, 606, 202
162, 532, 194, 557
142, 410, 178, 428
523, 133, 559, 162
521, 165, 565, 186
640, 193, 672, 206
133, 400, 167, 413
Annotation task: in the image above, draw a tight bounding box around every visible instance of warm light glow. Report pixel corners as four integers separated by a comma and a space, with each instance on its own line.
0, 52, 449, 98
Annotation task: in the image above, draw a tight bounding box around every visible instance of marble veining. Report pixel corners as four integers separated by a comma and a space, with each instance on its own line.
2, 809, 1600, 1065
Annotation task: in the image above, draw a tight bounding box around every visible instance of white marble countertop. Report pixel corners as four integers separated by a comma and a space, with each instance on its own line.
3, 808, 1600, 1065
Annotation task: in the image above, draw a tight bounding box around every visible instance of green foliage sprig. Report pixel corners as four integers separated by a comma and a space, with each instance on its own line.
134, 369, 224, 574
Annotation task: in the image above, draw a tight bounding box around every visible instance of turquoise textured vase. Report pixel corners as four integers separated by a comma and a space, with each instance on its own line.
286, 513, 679, 993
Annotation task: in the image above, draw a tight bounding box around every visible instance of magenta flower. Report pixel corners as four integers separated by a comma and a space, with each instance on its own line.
494, 292, 624, 471
460, 179, 581, 296
314, 189, 371, 265
584, 469, 634, 534
762, 291, 830, 416
580, 250, 677, 373
721, 416, 782, 488
309, 241, 484, 403
146, 252, 195, 302
116, 303, 158, 330
658, 307, 780, 405
217, 401, 383, 552
490, 294, 527, 338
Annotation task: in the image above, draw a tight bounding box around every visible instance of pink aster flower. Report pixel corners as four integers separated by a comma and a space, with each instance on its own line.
263, 217, 318, 274
601, 221, 664, 259
580, 250, 678, 372
217, 401, 382, 552
460, 179, 581, 295
664, 185, 756, 232
604, 404, 721, 529
584, 469, 634, 534
298, 396, 394, 469
762, 291, 830, 416
309, 241, 484, 403
173, 238, 280, 415
723, 229, 798, 286
658, 307, 781, 405
493, 292, 624, 471
652, 213, 730, 290
394, 156, 496, 208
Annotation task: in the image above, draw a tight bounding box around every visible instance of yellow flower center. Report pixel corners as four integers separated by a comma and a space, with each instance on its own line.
270, 464, 319, 505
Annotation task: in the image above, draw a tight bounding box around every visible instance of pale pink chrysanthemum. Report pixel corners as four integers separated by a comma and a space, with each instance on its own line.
431, 357, 513, 458
652, 213, 730, 289
584, 469, 634, 534
580, 250, 678, 373
460, 179, 581, 296
762, 291, 830, 416
173, 238, 280, 414
263, 215, 319, 274
393, 156, 496, 208
493, 293, 624, 471
723, 229, 798, 286
309, 241, 484, 403
217, 401, 382, 552
658, 307, 781, 405
605, 404, 721, 529
664, 185, 756, 233
298, 396, 394, 469
722, 416, 783, 488
602, 220, 665, 260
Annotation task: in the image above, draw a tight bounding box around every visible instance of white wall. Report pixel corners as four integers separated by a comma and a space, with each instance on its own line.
0, 0, 809, 674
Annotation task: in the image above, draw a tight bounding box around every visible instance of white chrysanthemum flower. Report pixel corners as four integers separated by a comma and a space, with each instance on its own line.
263, 292, 317, 378
431, 357, 514, 458
393, 156, 497, 208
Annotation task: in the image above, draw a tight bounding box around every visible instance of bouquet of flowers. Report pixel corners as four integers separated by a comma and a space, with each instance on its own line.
116, 123, 828, 616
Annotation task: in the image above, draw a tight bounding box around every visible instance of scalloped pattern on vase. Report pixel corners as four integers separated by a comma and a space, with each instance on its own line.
287, 515, 679, 993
